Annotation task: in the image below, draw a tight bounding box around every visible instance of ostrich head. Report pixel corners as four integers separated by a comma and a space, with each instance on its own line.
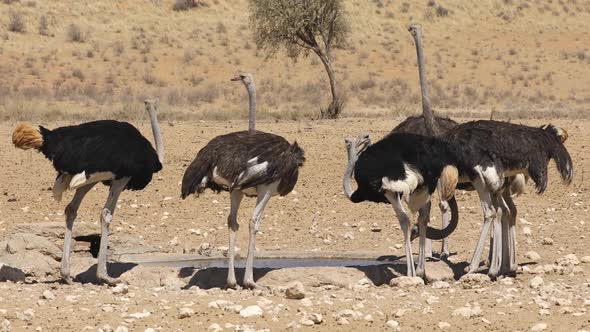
408, 23, 422, 38
343, 133, 371, 200
231, 72, 254, 87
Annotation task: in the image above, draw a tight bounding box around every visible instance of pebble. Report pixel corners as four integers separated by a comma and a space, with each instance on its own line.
208, 323, 222, 332
336, 317, 349, 325
111, 284, 129, 295
581, 256, 590, 263
541, 237, 553, 245
431, 281, 450, 289
285, 281, 305, 300
17, 309, 35, 321
522, 227, 532, 236
127, 310, 151, 319
114, 327, 128, 332
438, 321, 451, 330
239, 305, 263, 318
364, 314, 374, 322
526, 251, 541, 261
394, 244, 402, 249
460, 274, 491, 289
1, 319, 10, 332
531, 322, 547, 331
178, 307, 194, 319
41, 290, 55, 300
390, 277, 424, 288
309, 313, 323, 324
557, 254, 579, 266
386, 320, 400, 331
530, 276, 544, 289
144, 329, 156, 332
452, 306, 482, 318
208, 300, 242, 313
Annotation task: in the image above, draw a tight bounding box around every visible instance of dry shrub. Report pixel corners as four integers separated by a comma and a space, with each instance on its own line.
8, 10, 26, 33
67, 23, 88, 43
38, 15, 50, 36
172, 0, 205, 11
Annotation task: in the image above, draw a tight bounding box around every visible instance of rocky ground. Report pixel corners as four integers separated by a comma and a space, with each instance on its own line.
0, 118, 589, 331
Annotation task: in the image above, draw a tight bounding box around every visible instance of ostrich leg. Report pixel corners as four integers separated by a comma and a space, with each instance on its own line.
501, 189, 518, 275
488, 193, 504, 277
243, 185, 273, 289
416, 201, 431, 278
439, 200, 451, 258
386, 192, 416, 277
226, 191, 244, 289
61, 183, 96, 284
96, 177, 130, 285
466, 179, 496, 274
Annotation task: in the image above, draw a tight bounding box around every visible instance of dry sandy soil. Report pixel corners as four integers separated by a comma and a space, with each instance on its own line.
0, 118, 588, 331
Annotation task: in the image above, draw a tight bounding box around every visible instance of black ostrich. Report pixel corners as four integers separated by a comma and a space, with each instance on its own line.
12, 99, 164, 285
181, 73, 305, 289
343, 132, 460, 277
444, 120, 573, 276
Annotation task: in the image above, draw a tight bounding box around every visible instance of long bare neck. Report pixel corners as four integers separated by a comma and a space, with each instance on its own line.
411, 26, 437, 136
342, 142, 357, 200
246, 82, 256, 132
148, 105, 164, 163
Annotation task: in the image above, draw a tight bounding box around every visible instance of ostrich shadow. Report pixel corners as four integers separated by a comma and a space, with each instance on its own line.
74, 263, 137, 284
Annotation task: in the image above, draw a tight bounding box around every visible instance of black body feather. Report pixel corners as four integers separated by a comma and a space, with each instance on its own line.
392, 115, 458, 136
351, 133, 461, 204
181, 131, 305, 198
445, 120, 573, 193
39, 120, 162, 190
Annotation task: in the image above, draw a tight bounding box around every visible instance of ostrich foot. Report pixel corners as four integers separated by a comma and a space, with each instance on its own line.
97, 275, 121, 286
243, 280, 257, 290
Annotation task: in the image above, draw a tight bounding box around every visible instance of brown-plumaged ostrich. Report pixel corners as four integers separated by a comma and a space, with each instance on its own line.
11, 99, 164, 285
180, 73, 305, 289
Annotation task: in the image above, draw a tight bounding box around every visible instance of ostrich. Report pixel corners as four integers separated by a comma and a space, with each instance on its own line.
181, 73, 305, 289
398, 24, 570, 278
343, 131, 461, 278
444, 120, 573, 276
11, 99, 164, 285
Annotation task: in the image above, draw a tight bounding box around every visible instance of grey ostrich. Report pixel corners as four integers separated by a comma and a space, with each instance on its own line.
181, 73, 305, 289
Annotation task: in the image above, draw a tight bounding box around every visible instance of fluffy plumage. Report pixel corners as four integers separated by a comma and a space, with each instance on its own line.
181, 131, 305, 199
15, 120, 162, 191
350, 132, 461, 204
392, 115, 458, 136
446, 120, 573, 193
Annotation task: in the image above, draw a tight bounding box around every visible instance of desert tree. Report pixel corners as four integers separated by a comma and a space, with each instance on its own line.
249, 0, 350, 118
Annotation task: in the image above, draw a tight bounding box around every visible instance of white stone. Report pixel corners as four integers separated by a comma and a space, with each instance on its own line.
178, 307, 194, 319
522, 227, 532, 236
285, 281, 305, 300
452, 306, 482, 318
581, 256, 590, 263
239, 305, 263, 318
111, 284, 129, 295
530, 276, 544, 289
460, 274, 491, 289
309, 313, 323, 324
541, 238, 553, 245
1, 319, 10, 332
531, 322, 547, 331
208, 300, 242, 313
557, 254, 579, 266
431, 281, 450, 289
336, 317, 349, 325
438, 321, 451, 330
144, 329, 156, 332
115, 326, 128, 332
42, 290, 55, 300
386, 320, 400, 330
526, 251, 541, 261
208, 323, 222, 332
364, 314, 374, 322
390, 276, 424, 288
127, 310, 151, 319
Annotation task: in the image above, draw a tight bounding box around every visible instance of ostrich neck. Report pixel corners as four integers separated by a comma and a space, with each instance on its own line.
412, 30, 437, 136
342, 144, 357, 200
148, 108, 164, 164
246, 82, 256, 132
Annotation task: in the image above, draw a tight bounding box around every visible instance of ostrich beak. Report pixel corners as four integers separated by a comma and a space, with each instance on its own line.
230, 76, 241, 82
